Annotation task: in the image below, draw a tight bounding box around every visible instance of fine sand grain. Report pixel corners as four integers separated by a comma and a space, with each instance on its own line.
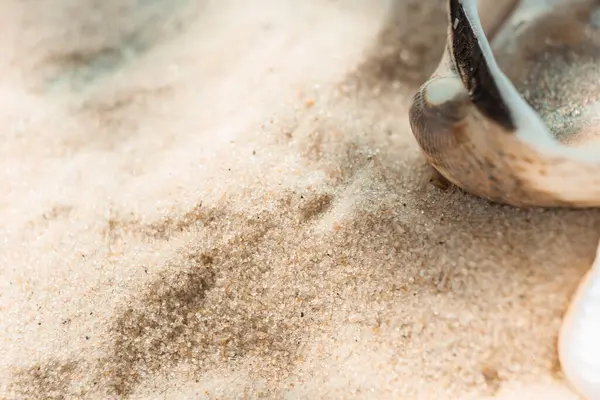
0, 0, 598, 399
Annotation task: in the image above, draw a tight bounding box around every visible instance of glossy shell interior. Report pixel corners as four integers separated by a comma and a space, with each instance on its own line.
491, 0, 600, 147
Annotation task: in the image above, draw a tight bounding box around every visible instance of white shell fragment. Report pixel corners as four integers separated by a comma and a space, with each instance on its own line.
559, 242, 600, 400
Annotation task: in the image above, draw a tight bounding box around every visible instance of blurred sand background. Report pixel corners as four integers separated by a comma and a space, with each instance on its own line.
0, 0, 599, 398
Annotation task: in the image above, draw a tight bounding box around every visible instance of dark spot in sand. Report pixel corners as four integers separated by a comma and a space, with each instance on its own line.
480, 364, 503, 395
10, 360, 81, 399
297, 193, 334, 222
33, 0, 199, 92
350, 0, 446, 92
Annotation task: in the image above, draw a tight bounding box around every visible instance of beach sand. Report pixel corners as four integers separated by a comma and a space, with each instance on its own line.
0, 0, 598, 398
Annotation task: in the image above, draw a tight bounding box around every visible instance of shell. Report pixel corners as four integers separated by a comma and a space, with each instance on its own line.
408, 0, 600, 207
559, 243, 600, 400
491, 0, 600, 148
408, 1, 600, 398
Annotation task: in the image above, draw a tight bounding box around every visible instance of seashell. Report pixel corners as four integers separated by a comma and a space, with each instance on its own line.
559, 242, 600, 400
409, 0, 600, 207
408, 1, 600, 398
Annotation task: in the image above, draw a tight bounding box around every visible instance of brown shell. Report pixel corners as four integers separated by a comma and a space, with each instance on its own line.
409, 0, 600, 207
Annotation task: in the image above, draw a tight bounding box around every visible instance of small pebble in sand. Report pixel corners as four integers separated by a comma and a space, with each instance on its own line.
348, 313, 364, 324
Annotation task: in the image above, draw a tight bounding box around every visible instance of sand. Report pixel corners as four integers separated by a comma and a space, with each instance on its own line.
1, 0, 599, 399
